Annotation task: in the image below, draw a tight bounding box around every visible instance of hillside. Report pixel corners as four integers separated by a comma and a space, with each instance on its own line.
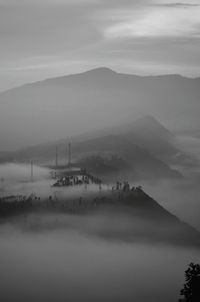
91, 189, 200, 247
1, 187, 200, 247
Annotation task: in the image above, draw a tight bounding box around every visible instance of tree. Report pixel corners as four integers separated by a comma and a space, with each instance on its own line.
179, 263, 200, 302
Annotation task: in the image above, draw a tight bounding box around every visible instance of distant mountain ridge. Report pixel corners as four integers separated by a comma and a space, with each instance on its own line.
0, 67, 200, 150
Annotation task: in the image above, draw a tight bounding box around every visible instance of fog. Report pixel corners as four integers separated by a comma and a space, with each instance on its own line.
1, 160, 200, 302
134, 134, 200, 231
1, 159, 200, 231
0, 163, 109, 200
0, 217, 199, 302
176, 134, 200, 162
0, 163, 52, 198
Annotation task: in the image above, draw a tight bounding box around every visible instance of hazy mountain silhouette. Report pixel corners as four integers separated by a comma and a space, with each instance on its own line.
8, 114, 191, 171
0, 131, 181, 180
72, 134, 182, 180
0, 67, 199, 150
71, 115, 181, 163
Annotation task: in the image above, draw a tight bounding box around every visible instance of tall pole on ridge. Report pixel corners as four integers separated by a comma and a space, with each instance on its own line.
55, 146, 58, 170
68, 143, 71, 167
0, 177, 4, 198
31, 160, 33, 182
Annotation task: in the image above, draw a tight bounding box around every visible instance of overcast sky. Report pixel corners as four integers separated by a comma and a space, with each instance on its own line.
0, 0, 200, 91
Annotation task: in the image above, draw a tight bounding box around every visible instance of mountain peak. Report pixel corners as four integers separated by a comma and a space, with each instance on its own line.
134, 115, 169, 129
136, 115, 161, 123
131, 115, 174, 141
83, 67, 117, 75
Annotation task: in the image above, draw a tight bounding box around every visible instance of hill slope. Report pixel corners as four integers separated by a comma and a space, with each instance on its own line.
90, 189, 200, 247
1, 187, 200, 247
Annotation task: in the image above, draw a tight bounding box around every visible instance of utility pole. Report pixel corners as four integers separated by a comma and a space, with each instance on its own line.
55, 146, 58, 170
31, 160, 33, 182
0, 177, 4, 198
68, 143, 71, 167
66, 143, 68, 167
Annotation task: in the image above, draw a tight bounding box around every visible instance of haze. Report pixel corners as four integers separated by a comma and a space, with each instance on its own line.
1, 221, 199, 302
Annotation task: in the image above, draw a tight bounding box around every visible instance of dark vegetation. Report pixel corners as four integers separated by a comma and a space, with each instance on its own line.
179, 263, 200, 302
1, 186, 200, 247
77, 154, 130, 181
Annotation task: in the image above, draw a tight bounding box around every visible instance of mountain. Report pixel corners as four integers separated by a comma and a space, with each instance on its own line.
72, 134, 181, 180
72, 115, 179, 163
89, 188, 200, 247
1, 132, 181, 181
0, 67, 200, 150
51, 115, 192, 167
0, 114, 187, 180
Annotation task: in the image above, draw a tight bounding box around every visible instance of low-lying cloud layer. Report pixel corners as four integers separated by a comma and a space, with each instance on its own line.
0, 160, 200, 301
0, 218, 199, 302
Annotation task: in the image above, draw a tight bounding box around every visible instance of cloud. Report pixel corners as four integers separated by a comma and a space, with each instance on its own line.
158, 3, 200, 8
152, 0, 200, 5
103, 4, 200, 38
0, 0, 97, 5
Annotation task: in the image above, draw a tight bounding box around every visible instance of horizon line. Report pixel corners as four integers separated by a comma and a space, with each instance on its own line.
0, 66, 200, 94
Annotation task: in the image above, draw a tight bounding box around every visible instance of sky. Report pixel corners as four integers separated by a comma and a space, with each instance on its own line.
0, 0, 200, 91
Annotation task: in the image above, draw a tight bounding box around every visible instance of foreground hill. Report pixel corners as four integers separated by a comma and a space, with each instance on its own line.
0, 67, 200, 150
1, 187, 200, 247
91, 189, 200, 247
